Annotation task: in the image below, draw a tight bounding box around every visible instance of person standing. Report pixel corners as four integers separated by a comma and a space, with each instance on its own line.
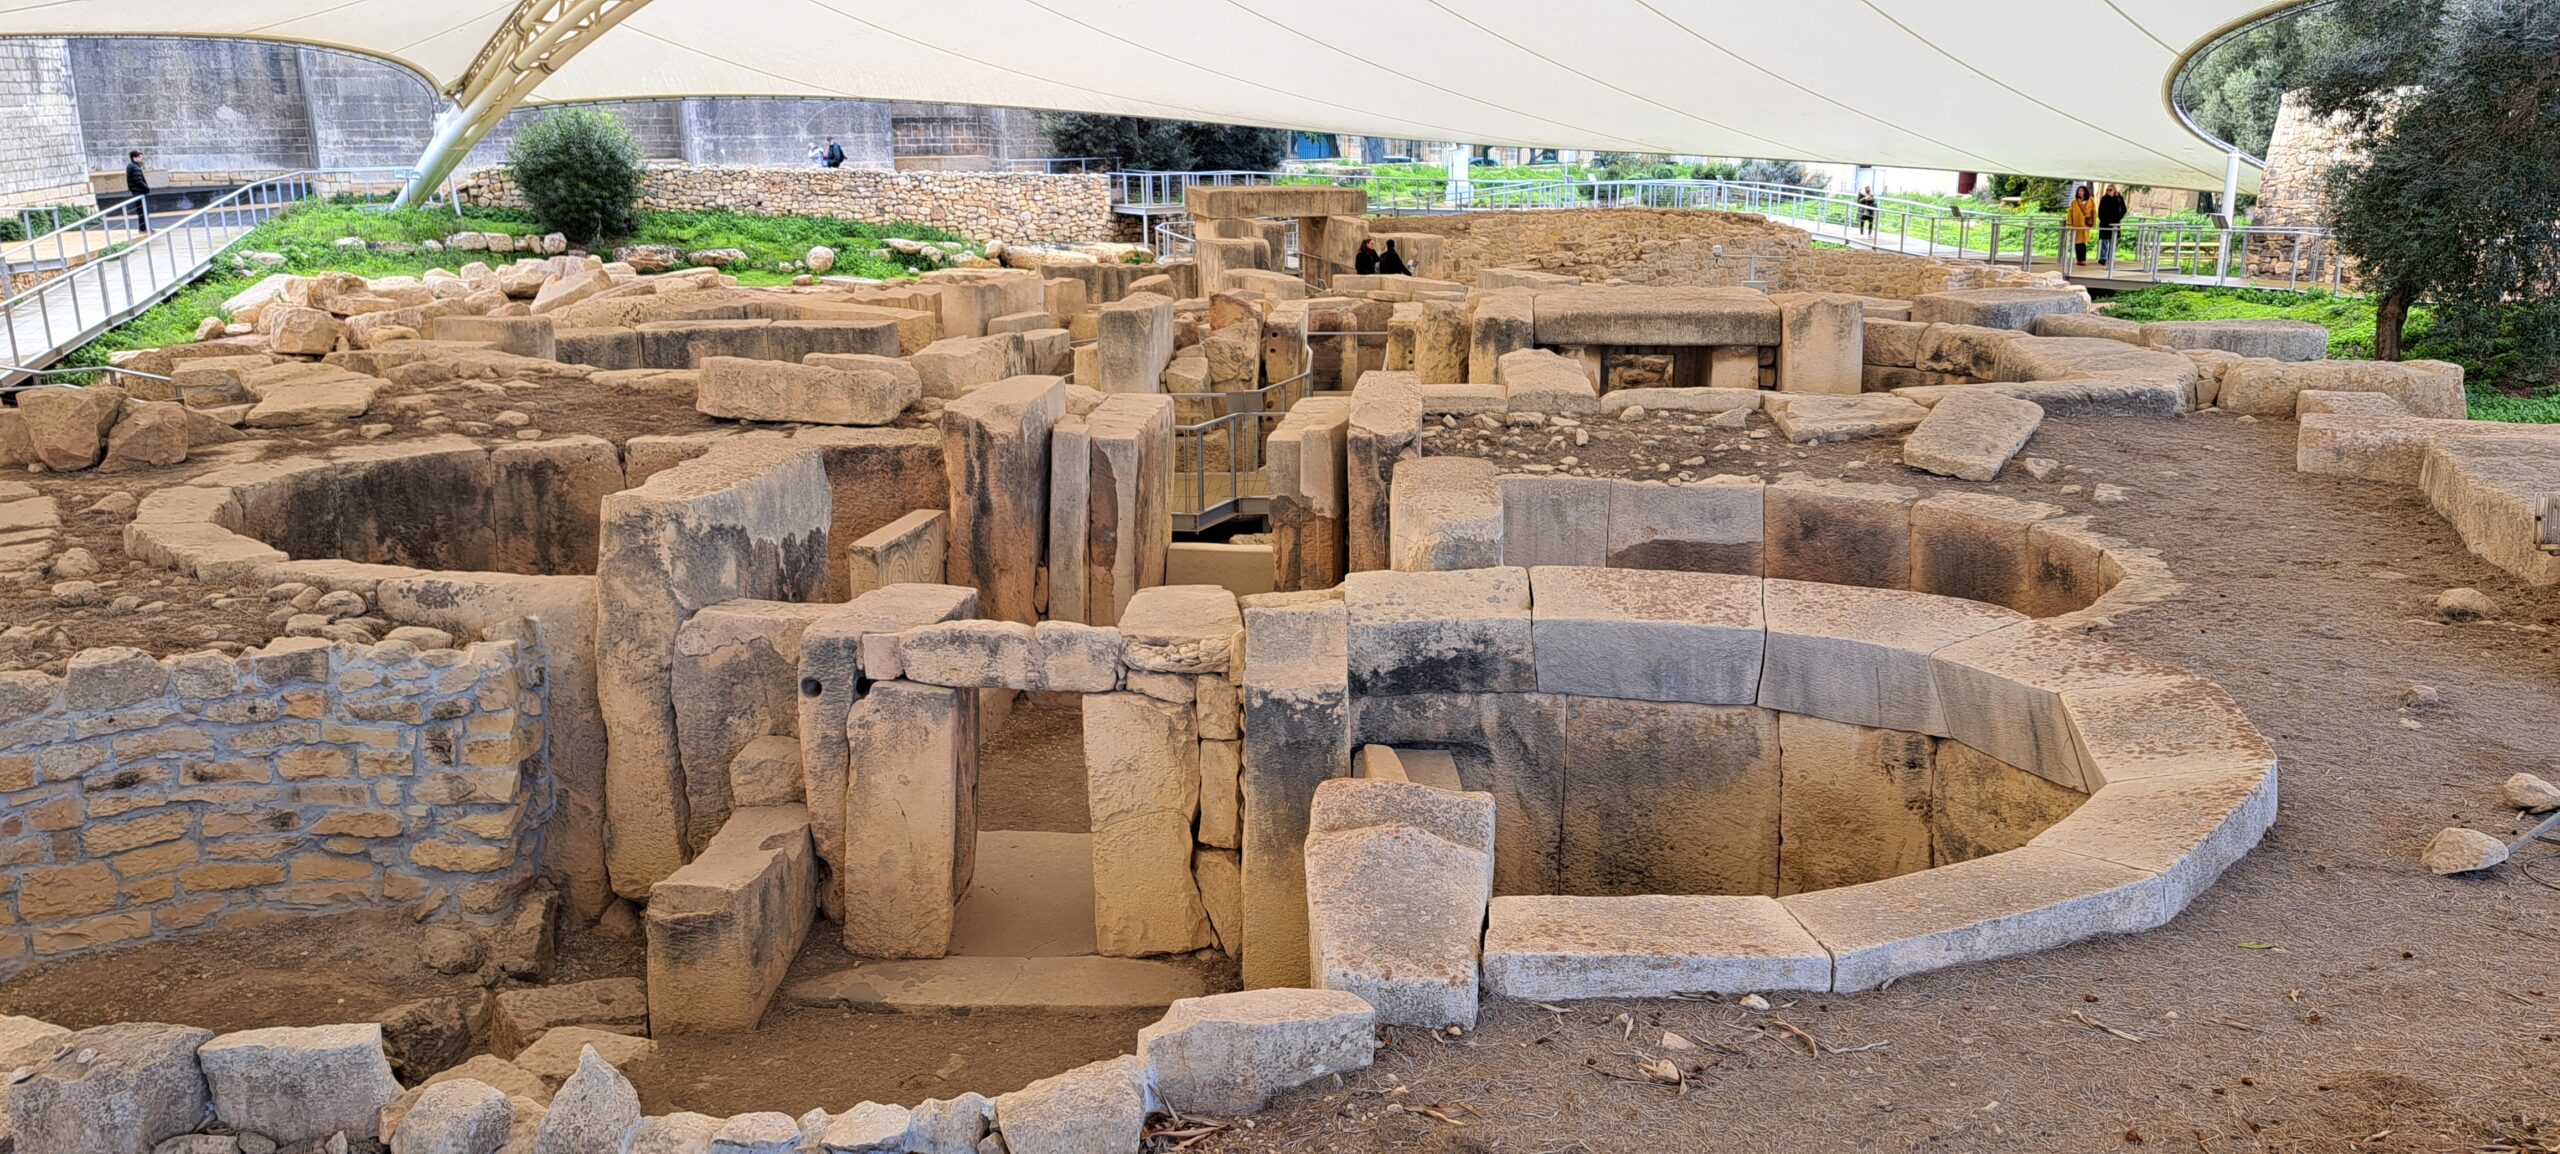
824, 138, 846, 169
1354, 238, 1379, 275
807, 141, 827, 167
2096, 184, 2129, 267
1856, 186, 1878, 236
1376, 239, 1410, 276
2064, 184, 2097, 266
123, 149, 150, 234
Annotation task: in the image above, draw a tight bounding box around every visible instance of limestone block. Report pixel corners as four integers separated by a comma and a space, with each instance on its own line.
2417, 436, 2560, 585
1527, 566, 1762, 704
1468, 289, 1535, 385
1474, 267, 1582, 291
1033, 621, 1123, 692
795, 584, 980, 902
1194, 847, 1244, 954
1558, 698, 1779, 896
1082, 394, 1175, 625
846, 509, 946, 595
1931, 622, 2190, 792
1346, 371, 1424, 573
729, 735, 804, 808
491, 978, 649, 1057
990, 1055, 1148, 1154
1532, 285, 1781, 346
1497, 348, 1600, 414
707, 1111, 802, 1154
1353, 745, 1464, 790
1412, 300, 1469, 384
1366, 232, 1449, 280
1498, 474, 1610, 568
1901, 392, 2043, 481
1199, 737, 1243, 849
1898, 376, 2186, 420
1301, 215, 1368, 267
1914, 322, 2021, 378
910, 335, 1017, 399
18, 385, 123, 471
897, 620, 1037, 687
942, 377, 1065, 625
1776, 292, 1864, 394
490, 434, 623, 575
2060, 673, 2277, 788
1096, 293, 1176, 394
1389, 456, 1503, 571
1861, 317, 1928, 368
2220, 359, 2465, 419
1759, 578, 2022, 735
789, 425, 950, 602
2030, 313, 2145, 343
2029, 760, 2277, 911
1906, 491, 2061, 609
1482, 894, 1832, 1000
389, 1080, 514, 1154
596, 441, 832, 898
696, 356, 916, 426
1220, 268, 1308, 300
1775, 714, 1932, 894
268, 305, 347, 354
1085, 692, 1213, 955
906, 1093, 994, 1154
198, 1023, 402, 1147
1908, 287, 2088, 331
1192, 237, 1270, 288
1184, 184, 1367, 219
1138, 989, 1376, 1115
1349, 693, 1565, 896
1930, 739, 2087, 862
1239, 594, 1352, 988
2140, 318, 2328, 361
842, 683, 976, 958
1305, 814, 1492, 1028
1419, 382, 1505, 415
1767, 393, 1929, 444
429, 313, 556, 359
6, 1022, 212, 1154
1118, 584, 1242, 674
531, 1047, 642, 1154
1343, 566, 1533, 695
1708, 345, 1760, 390
1761, 476, 1915, 590
670, 599, 833, 853
1779, 844, 2168, 991
647, 804, 816, 1033
98, 401, 189, 473
1604, 476, 1763, 573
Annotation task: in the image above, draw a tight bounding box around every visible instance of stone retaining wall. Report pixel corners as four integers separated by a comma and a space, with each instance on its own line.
455, 163, 1118, 245
0, 634, 550, 972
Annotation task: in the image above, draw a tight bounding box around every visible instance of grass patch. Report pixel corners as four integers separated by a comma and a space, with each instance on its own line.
2099, 284, 2555, 423
56, 200, 967, 374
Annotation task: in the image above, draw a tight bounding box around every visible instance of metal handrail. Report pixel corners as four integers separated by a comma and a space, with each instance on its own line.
1169, 325, 1387, 531
0, 362, 168, 399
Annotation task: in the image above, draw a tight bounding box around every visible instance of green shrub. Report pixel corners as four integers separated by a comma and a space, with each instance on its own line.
507, 108, 646, 245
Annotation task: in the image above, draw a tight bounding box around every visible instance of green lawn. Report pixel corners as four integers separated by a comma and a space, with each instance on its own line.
58, 200, 966, 373
2100, 285, 2559, 423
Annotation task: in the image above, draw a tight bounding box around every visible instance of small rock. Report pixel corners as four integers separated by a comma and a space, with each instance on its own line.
2504, 773, 2560, 814
2019, 457, 2060, 481
87, 491, 139, 516
2091, 484, 2130, 505
1737, 993, 1771, 1011
2433, 587, 2499, 622
1618, 406, 1646, 422
2401, 685, 2440, 709
420, 926, 485, 975
2421, 827, 2508, 875
50, 580, 101, 606
49, 547, 99, 579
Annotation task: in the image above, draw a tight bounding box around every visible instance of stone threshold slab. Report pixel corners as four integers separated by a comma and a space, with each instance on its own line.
784, 956, 1205, 1012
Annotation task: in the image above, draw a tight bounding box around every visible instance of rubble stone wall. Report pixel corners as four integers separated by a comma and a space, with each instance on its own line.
456, 163, 1119, 245
0, 635, 552, 973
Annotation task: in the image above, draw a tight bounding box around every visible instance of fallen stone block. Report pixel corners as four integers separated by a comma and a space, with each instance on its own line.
389, 1079, 514, 1154
6, 1022, 211, 1154
1902, 392, 2044, 481
1496, 347, 1600, 414
2140, 318, 2328, 361
2418, 436, 2560, 585
18, 385, 124, 470
197, 1023, 402, 1147
531, 1046, 642, 1154
846, 509, 945, 596
696, 356, 916, 425
1482, 894, 1832, 999
991, 1055, 1150, 1154
910, 334, 1018, 399
1304, 779, 1496, 1029
1137, 989, 1376, 1115
2220, 358, 2466, 419
490, 978, 649, 1057
647, 804, 817, 1034
1767, 393, 1929, 444
1596, 386, 1760, 414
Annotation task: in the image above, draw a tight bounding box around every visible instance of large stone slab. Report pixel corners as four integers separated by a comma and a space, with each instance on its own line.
1095, 293, 1175, 394
1304, 780, 1495, 1028
1137, 989, 1376, 1115
990, 1055, 1150, 1154
1343, 566, 1533, 695
1346, 371, 1423, 573
2418, 436, 2560, 585
1761, 476, 1916, 590
1931, 622, 2189, 792
1558, 698, 1779, 896
1779, 844, 2169, 992
597, 440, 831, 898
647, 804, 816, 1032
1084, 692, 1213, 956
1238, 593, 1351, 988
1604, 477, 1763, 573
786, 956, 1206, 1012
1908, 287, 2087, 331
1775, 292, 1864, 394
197, 1023, 401, 1148
1498, 474, 1610, 568
846, 509, 946, 596
2140, 318, 2328, 361
1901, 392, 2043, 481
1469, 289, 1536, 386
1760, 579, 2023, 735
842, 683, 977, 957
942, 376, 1065, 625
7, 1022, 212, 1154
1482, 894, 1832, 999
1931, 739, 2089, 863
2030, 761, 2278, 911
671, 599, 835, 853
1185, 184, 1367, 219
1532, 286, 1781, 346
1389, 456, 1503, 571
1775, 714, 1932, 894
1767, 393, 1928, 444
696, 356, 916, 425
1906, 491, 2063, 609
1528, 566, 1763, 704
1496, 347, 1600, 414
1080, 393, 1175, 624
2220, 358, 2466, 419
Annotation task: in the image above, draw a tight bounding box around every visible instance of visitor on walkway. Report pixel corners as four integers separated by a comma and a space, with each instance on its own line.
1376, 239, 1411, 276
2097, 184, 2128, 266
1857, 186, 1878, 236
1354, 238, 1379, 275
823, 138, 846, 168
2065, 183, 2097, 266
123, 150, 149, 234
807, 141, 827, 167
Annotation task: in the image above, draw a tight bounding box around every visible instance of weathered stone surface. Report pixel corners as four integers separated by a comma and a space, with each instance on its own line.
2221, 358, 2466, 419
795, 584, 980, 909
1305, 785, 1494, 1028
1185, 184, 1367, 219
1084, 691, 1213, 956
2030, 760, 2274, 911
1533, 286, 1780, 346
1902, 392, 2044, 481
1908, 287, 2087, 331
670, 598, 833, 850
531, 1047, 642, 1154
377, 1056, 551, 1143
2062, 673, 2276, 789
990, 1055, 1149, 1154
1930, 739, 2087, 862
2419, 435, 2560, 586
376, 997, 474, 1086
846, 509, 946, 596
7, 1022, 211, 1154
99, 402, 190, 472
511, 1028, 657, 1092
1468, 289, 1536, 385
197, 1023, 401, 1146
942, 377, 1064, 625
696, 356, 917, 425
1775, 714, 1932, 894
1238, 593, 1352, 988
1117, 584, 1242, 674
491, 978, 650, 1058
2140, 318, 2328, 361
1495, 347, 1599, 414
1760, 579, 2022, 735
1343, 566, 1533, 695
1346, 371, 1424, 572
1497, 474, 1610, 568
391, 1080, 514, 1154
597, 440, 831, 898
1761, 476, 1916, 589
1776, 292, 1864, 393
818, 1102, 912, 1153
905, 1093, 993, 1154
1078, 394, 1175, 625
842, 683, 976, 957
18, 385, 123, 471
1389, 456, 1503, 571
1780, 844, 2168, 991
1597, 386, 1761, 415
2029, 313, 2145, 343
1605, 476, 1762, 573
1767, 393, 1928, 444
1931, 622, 2187, 792
1529, 566, 1762, 704
707, 1110, 802, 1153
1138, 989, 1376, 1114
1482, 894, 1832, 999
1906, 491, 2063, 609
648, 805, 816, 1033
1559, 698, 1779, 896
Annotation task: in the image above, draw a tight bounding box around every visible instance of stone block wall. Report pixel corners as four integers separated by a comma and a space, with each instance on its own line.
457, 163, 1117, 244
0, 635, 552, 973
69, 38, 317, 175
0, 39, 90, 207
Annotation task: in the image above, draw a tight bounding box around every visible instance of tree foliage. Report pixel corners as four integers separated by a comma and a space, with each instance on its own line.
506, 108, 647, 245
1042, 114, 1289, 171
2178, 9, 2341, 158
2296, 0, 2560, 373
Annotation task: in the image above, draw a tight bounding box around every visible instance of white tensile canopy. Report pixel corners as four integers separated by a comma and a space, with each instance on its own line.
0, 0, 2296, 191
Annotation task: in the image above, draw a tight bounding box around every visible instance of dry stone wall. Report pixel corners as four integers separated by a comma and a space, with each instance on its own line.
0, 634, 551, 973
456, 163, 1118, 245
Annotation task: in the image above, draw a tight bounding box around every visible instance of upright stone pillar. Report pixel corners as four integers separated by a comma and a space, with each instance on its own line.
1084, 393, 1174, 626
1096, 293, 1175, 394
842, 681, 979, 957
941, 376, 1066, 626
1238, 593, 1352, 988
1345, 372, 1423, 573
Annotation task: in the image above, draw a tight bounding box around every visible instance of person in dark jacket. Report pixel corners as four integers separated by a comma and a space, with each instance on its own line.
1353, 238, 1379, 275
124, 150, 150, 234
2096, 184, 2129, 266
823, 138, 846, 168
1376, 239, 1410, 276
1856, 186, 1878, 236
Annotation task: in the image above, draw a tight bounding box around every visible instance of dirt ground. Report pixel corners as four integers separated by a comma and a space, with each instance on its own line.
4, 407, 2556, 1151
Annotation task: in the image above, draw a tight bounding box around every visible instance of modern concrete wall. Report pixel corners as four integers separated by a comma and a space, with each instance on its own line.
298, 46, 436, 170
0, 39, 90, 206
69, 38, 316, 174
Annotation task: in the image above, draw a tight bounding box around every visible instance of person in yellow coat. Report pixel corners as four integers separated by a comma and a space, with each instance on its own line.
2064, 183, 2098, 266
